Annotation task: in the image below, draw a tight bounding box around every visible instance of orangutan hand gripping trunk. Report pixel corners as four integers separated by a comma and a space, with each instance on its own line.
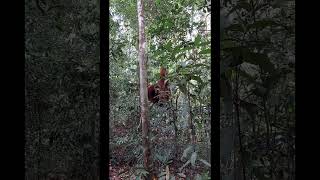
147, 67, 170, 104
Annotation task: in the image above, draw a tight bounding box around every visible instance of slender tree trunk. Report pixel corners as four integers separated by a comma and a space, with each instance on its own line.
234, 69, 245, 180
170, 94, 179, 159
137, 0, 152, 178
37, 103, 42, 180
187, 85, 196, 145
220, 75, 235, 180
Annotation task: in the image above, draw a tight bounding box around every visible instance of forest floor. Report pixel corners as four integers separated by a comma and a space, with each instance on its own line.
109, 121, 209, 179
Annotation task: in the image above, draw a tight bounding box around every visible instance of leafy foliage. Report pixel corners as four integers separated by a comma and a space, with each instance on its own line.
110, 0, 211, 178
25, 0, 99, 179
220, 0, 295, 179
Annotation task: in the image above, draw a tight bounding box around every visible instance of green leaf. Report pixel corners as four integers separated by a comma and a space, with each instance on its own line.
165, 41, 173, 50
221, 40, 237, 50
198, 41, 211, 47
166, 20, 174, 29
176, 46, 193, 53
177, 173, 187, 178
199, 159, 211, 167
251, 160, 263, 167
181, 145, 193, 160
244, 52, 275, 73
238, 69, 259, 85
156, 154, 165, 163
189, 75, 203, 84
172, 45, 183, 55
158, 171, 166, 177
174, 3, 179, 10
179, 160, 191, 171
194, 35, 201, 46
199, 82, 209, 93
175, 53, 186, 60
271, 0, 295, 7
225, 24, 245, 32
193, 63, 210, 69
223, 47, 244, 67
228, 2, 251, 15
199, 49, 211, 54
247, 20, 278, 30
190, 152, 197, 166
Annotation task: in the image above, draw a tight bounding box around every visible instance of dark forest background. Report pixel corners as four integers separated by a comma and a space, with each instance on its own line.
220, 0, 295, 179
25, 0, 100, 179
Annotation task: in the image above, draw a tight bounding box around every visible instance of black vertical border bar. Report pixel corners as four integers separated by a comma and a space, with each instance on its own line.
100, 0, 108, 179
211, 0, 220, 179
4, 0, 25, 178
2, 0, 25, 178
23, 0, 26, 177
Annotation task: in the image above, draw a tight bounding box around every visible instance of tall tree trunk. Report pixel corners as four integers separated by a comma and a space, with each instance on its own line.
36, 102, 42, 180
234, 69, 245, 180
220, 75, 235, 180
170, 94, 179, 159
137, 0, 152, 178
187, 85, 196, 145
